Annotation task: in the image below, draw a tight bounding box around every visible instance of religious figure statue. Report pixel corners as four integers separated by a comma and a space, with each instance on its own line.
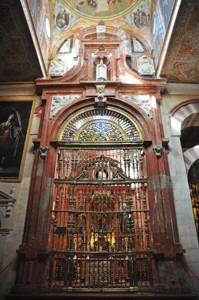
96, 58, 107, 81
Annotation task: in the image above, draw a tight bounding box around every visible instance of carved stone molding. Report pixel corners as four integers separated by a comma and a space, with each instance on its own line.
153, 145, 163, 159
39, 146, 49, 159
122, 95, 153, 119
124, 38, 131, 56
137, 55, 155, 76
0, 190, 16, 235
96, 24, 106, 39
72, 38, 80, 62
95, 85, 106, 107
50, 95, 81, 119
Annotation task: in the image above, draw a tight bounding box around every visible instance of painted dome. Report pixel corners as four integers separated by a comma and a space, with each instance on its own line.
63, 0, 142, 20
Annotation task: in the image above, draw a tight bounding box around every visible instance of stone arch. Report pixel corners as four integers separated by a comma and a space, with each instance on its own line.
169, 99, 199, 134
58, 106, 142, 142
169, 100, 199, 173
184, 146, 199, 174
48, 96, 153, 143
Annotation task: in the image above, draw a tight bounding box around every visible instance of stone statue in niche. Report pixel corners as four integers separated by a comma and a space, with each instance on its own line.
96, 58, 107, 81
49, 57, 66, 77
137, 55, 155, 76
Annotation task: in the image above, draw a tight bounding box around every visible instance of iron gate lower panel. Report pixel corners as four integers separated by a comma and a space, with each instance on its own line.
48, 251, 153, 290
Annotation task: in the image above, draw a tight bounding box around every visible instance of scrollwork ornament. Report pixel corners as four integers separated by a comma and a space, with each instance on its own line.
39, 146, 49, 159
122, 95, 153, 119
153, 145, 163, 159
50, 95, 80, 119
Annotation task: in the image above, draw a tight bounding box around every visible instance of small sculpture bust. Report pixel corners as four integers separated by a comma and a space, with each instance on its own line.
96, 58, 107, 81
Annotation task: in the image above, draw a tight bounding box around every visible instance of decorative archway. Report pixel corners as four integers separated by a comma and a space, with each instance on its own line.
170, 99, 199, 245
184, 146, 199, 174
47, 106, 153, 291
58, 106, 142, 142
169, 99, 199, 128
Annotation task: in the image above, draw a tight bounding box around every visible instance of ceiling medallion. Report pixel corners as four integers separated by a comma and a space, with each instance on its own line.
63, 0, 142, 21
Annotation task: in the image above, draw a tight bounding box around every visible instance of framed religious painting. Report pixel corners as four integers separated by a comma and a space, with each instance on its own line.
0, 100, 34, 182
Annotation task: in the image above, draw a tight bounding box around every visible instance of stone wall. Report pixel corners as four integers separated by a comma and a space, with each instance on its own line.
160, 91, 199, 295
0, 85, 41, 300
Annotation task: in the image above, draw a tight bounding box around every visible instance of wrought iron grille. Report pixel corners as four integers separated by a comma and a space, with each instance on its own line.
188, 159, 199, 242
48, 145, 153, 291
189, 183, 199, 241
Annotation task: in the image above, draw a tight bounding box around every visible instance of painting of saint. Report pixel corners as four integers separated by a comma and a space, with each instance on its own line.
123, 1, 149, 29
56, 10, 69, 28
0, 101, 33, 180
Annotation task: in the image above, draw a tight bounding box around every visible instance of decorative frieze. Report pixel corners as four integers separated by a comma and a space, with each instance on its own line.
122, 95, 153, 119
50, 95, 81, 119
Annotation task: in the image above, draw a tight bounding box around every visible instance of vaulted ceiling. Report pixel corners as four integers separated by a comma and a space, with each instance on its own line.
0, 0, 198, 85
0, 0, 43, 82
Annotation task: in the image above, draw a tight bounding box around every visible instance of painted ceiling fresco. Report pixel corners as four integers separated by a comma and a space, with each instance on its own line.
50, 0, 152, 51
63, 0, 142, 20
161, 0, 199, 83
2, 0, 196, 84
